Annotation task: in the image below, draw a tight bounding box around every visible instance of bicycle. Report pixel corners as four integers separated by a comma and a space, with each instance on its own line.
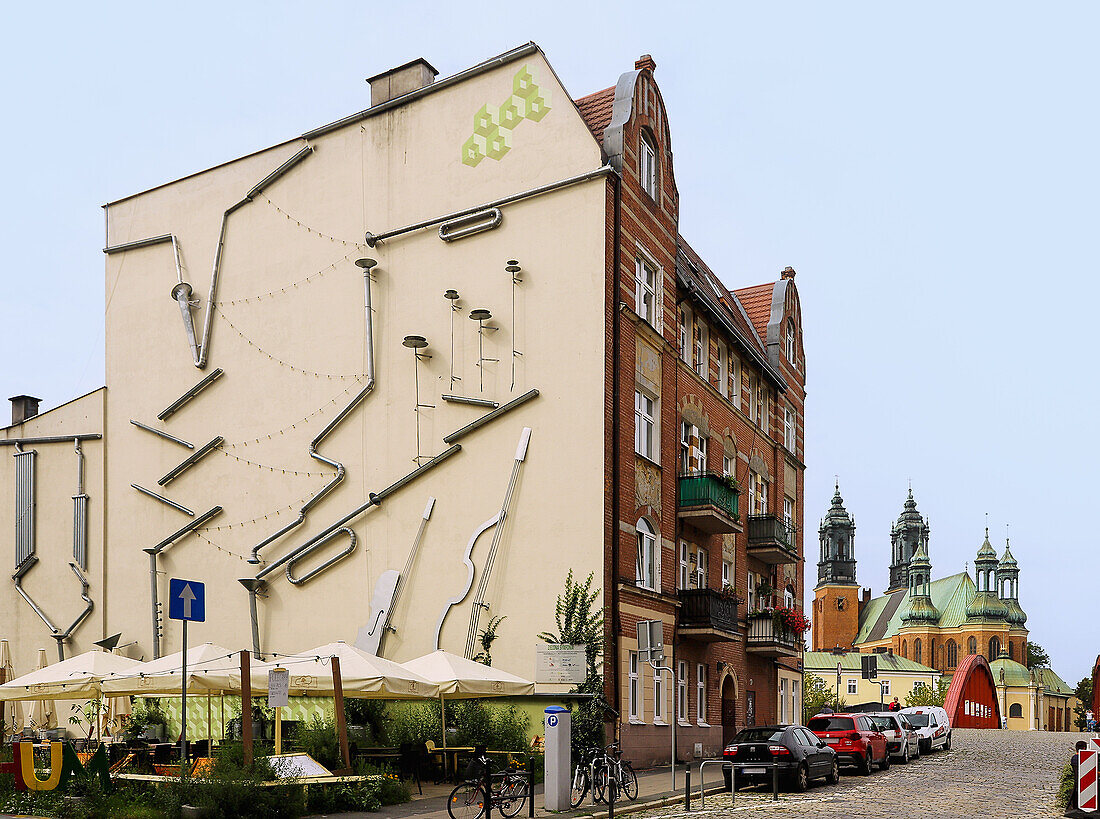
447, 764, 529, 819
592, 742, 638, 803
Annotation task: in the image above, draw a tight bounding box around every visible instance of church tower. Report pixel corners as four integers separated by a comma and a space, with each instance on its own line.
887, 488, 930, 593
812, 482, 860, 651
996, 538, 1028, 662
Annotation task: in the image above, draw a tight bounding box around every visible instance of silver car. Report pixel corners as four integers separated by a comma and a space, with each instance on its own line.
869, 712, 920, 763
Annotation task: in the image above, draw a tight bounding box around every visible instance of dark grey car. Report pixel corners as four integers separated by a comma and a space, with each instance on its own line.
723, 725, 840, 792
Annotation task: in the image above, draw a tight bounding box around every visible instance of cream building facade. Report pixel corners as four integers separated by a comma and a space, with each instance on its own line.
804, 650, 941, 710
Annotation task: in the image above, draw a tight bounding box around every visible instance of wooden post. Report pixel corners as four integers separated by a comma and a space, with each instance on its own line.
241, 650, 253, 767
331, 655, 351, 774
275, 706, 282, 755
1, 667, 7, 741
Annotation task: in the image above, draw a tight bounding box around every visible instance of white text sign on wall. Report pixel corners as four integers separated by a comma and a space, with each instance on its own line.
535, 644, 587, 684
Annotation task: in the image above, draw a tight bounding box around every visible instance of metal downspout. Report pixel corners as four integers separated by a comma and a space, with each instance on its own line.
146, 550, 161, 659
609, 171, 623, 721
247, 257, 377, 564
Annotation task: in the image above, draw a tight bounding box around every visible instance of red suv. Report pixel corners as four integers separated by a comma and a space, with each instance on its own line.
807, 714, 889, 775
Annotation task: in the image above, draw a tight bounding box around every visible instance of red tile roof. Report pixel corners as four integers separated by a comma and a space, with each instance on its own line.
574, 87, 615, 147
732, 282, 775, 344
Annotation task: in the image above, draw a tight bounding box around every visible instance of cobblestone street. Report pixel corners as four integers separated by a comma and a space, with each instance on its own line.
645, 729, 1079, 818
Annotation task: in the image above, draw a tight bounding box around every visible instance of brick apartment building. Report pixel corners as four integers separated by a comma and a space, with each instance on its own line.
580, 57, 808, 762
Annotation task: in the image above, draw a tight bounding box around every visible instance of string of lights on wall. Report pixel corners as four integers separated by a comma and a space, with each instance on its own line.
260, 195, 369, 248
218, 448, 332, 478
220, 379, 367, 448
213, 305, 367, 379
193, 531, 253, 564
216, 252, 358, 306
198, 488, 325, 533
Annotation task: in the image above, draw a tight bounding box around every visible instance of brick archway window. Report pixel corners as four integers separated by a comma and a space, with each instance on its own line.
968, 636, 977, 655
946, 640, 958, 668
914, 639, 922, 665
989, 636, 1001, 659
901, 640, 907, 658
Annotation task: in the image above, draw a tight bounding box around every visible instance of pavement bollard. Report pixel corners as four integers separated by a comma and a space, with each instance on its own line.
607, 770, 614, 819
771, 762, 778, 801
484, 758, 493, 819
684, 768, 691, 810
528, 758, 535, 818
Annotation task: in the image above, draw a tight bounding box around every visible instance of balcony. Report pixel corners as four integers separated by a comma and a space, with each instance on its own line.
745, 612, 801, 658
677, 589, 739, 642
746, 515, 798, 564
677, 473, 741, 534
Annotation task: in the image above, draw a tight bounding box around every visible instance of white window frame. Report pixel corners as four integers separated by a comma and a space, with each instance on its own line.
749, 471, 768, 516
784, 585, 794, 608
785, 321, 796, 363
722, 455, 733, 477
636, 519, 657, 591
635, 256, 658, 327
693, 321, 708, 379
634, 390, 657, 462
680, 422, 706, 474
780, 678, 788, 723
629, 651, 642, 722
654, 667, 665, 724
747, 373, 757, 422
695, 547, 708, 590
677, 660, 688, 724
696, 663, 707, 724
748, 572, 756, 610
678, 541, 690, 590
784, 406, 796, 451
716, 342, 727, 396
722, 560, 732, 588
881, 679, 891, 697
730, 355, 741, 407
783, 497, 794, 531
847, 678, 858, 696
792, 679, 800, 726
757, 383, 768, 431
640, 133, 657, 199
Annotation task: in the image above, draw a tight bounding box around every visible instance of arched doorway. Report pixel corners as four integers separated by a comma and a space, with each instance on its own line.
721, 675, 737, 745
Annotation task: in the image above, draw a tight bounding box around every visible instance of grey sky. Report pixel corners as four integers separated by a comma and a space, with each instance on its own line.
2, 2, 1096, 685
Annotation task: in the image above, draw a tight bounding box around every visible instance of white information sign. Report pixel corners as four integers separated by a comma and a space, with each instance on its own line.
268, 667, 290, 708
535, 643, 587, 684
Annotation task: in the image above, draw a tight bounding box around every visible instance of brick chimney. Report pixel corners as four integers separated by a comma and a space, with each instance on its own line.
635, 54, 657, 73
367, 58, 439, 107
781, 266, 797, 280
9, 395, 40, 426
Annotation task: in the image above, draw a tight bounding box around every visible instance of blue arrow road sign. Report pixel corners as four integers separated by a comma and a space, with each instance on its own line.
168, 578, 206, 622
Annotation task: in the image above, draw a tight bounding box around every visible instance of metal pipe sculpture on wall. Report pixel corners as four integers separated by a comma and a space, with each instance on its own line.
434, 513, 500, 652
247, 257, 377, 565
438, 208, 503, 242
104, 144, 314, 369
357, 496, 435, 656
72, 440, 88, 570
13, 561, 93, 662
157, 369, 225, 421
507, 260, 523, 390
13, 447, 35, 570
241, 446, 461, 657
130, 420, 194, 449
402, 335, 434, 464
463, 427, 531, 659
444, 289, 462, 390
469, 309, 497, 393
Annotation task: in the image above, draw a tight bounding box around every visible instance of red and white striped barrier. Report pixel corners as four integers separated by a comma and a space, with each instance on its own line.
1080, 748, 1098, 813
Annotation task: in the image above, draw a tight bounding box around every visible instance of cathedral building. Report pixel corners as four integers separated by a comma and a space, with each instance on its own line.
812, 485, 1029, 675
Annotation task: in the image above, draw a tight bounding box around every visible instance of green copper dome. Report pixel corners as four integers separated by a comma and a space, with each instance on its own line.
901, 594, 940, 624
1003, 599, 1028, 625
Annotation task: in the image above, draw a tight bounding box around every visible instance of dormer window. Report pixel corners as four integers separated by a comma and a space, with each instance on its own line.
640, 132, 658, 199
785, 320, 796, 363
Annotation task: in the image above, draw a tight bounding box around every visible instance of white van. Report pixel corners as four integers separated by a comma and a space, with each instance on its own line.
898, 706, 952, 753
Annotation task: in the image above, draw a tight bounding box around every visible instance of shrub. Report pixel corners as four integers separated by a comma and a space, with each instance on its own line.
1057, 757, 1075, 811
295, 713, 341, 770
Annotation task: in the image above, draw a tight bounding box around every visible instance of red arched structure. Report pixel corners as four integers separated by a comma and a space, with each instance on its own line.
944, 653, 1001, 728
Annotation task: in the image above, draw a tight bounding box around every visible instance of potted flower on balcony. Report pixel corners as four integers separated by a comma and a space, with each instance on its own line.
719, 584, 743, 604
771, 606, 811, 639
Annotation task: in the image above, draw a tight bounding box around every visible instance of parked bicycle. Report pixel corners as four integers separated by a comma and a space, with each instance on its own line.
447, 750, 529, 819
570, 742, 638, 807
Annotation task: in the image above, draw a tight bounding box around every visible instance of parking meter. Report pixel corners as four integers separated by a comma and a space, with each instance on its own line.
544, 706, 571, 810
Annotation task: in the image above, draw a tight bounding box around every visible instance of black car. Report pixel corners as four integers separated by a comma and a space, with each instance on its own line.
722, 725, 840, 792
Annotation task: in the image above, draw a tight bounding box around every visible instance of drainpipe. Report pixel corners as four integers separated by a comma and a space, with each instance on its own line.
610, 170, 623, 723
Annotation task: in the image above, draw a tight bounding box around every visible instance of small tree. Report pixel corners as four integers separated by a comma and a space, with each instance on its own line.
904, 678, 950, 708
473, 615, 506, 667
802, 673, 846, 723
1026, 642, 1050, 669
1073, 676, 1093, 731
540, 571, 605, 756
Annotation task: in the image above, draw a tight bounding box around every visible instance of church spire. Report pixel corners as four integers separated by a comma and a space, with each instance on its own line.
887, 486, 930, 593
966, 529, 1008, 623
901, 541, 939, 624
997, 535, 1026, 626
816, 481, 857, 588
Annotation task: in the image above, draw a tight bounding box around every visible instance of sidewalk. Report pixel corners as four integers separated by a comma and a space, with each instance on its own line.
316, 764, 728, 819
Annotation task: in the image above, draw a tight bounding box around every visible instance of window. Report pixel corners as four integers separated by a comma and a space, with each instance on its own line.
792, 680, 800, 726
695, 547, 708, 589
756, 383, 769, 431
640, 133, 657, 199
783, 585, 794, 608
748, 471, 768, 515
989, 637, 1000, 659
693, 321, 708, 378
635, 519, 657, 591
634, 390, 657, 461
881, 680, 890, 697
716, 343, 727, 396
780, 678, 788, 723
968, 636, 977, 655
914, 639, 922, 665
785, 321, 796, 363
722, 455, 733, 478
783, 497, 793, 530
635, 257, 658, 326
847, 679, 858, 696
1009, 703, 1022, 719
654, 667, 664, 723
696, 664, 707, 723
901, 640, 907, 658
629, 652, 641, 721
947, 640, 958, 668
913, 680, 925, 691
1008, 641, 1015, 660
722, 560, 732, 589
678, 542, 690, 590
747, 372, 757, 421
784, 407, 796, 451
678, 308, 691, 362
747, 572, 756, 610
677, 660, 687, 723
680, 422, 706, 474
729, 356, 741, 406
